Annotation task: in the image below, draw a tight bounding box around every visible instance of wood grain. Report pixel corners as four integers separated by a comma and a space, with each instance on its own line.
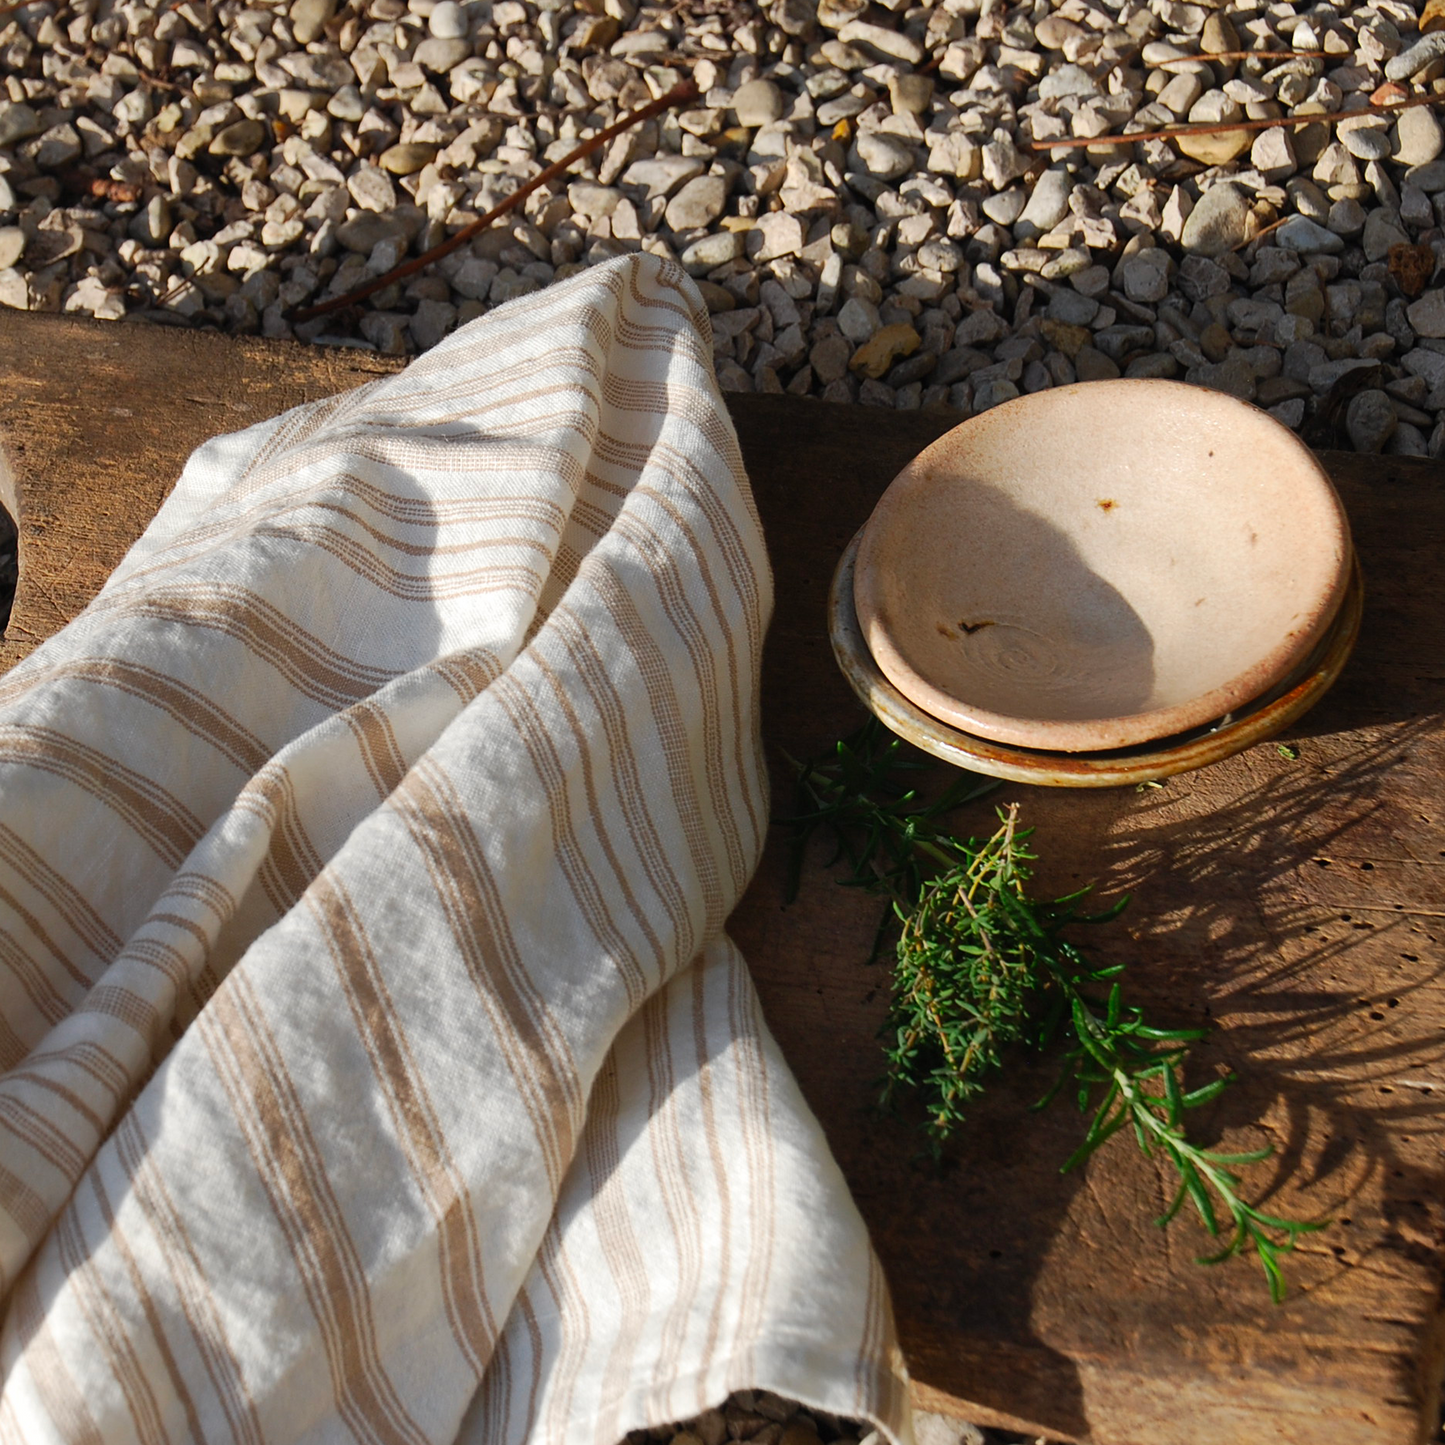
2, 311, 1442, 1445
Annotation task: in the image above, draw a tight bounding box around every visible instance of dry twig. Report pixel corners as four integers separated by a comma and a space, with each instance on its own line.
1146, 48, 1330, 64
1028, 88, 1445, 151
288, 78, 698, 325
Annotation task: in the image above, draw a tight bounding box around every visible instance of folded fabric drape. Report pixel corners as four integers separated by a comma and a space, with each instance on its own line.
0, 253, 912, 1444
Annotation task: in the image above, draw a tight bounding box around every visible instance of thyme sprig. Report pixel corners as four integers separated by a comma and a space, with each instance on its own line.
782, 720, 1325, 1302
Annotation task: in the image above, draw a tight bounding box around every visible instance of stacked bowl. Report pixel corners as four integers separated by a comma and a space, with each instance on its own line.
831, 380, 1361, 788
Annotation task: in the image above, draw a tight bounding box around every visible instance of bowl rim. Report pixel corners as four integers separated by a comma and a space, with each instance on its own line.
832, 528, 1364, 787
852, 380, 1355, 752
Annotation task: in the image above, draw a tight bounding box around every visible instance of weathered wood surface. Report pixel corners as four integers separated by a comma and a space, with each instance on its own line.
2, 310, 1443, 1445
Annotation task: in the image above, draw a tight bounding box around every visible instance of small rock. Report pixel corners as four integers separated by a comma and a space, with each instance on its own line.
0, 103, 41, 149
289, 0, 336, 45
413, 37, 470, 71
838, 18, 923, 64
1016, 168, 1072, 235
348, 166, 398, 213
981, 190, 1025, 226
410, 297, 457, 350
1407, 289, 1445, 337
132, 194, 172, 247
1362, 209, 1409, 262
1394, 106, 1444, 167
749, 211, 804, 261
856, 131, 914, 180
1345, 389, 1397, 452
1180, 183, 1250, 257
1157, 71, 1203, 116
810, 333, 852, 383
1187, 356, 1257, 400
1327, 198, 1366, 237
1251, 128, 1296, 182
955, 308, 1008, 346
1200, 11, 1239, 54
1047, 288, 1100, 327
1074, 346, 1120, 382
429, 0, 468, 38
1385, 32, 1445, 81
681, 232, 742, 270
1389, 422, 1429, 456
379, 142, 439, 176
1274, 215, 1345, 254
973, 376, 1020, 409
1039, 64, 1097, 100
733, 79, 784, 127
208, 119, 267, 157
1178, 254, 1231, 300
1405, 160, 1445, 193
449, 256, 498, 300
1176, 129, 1252, 166
838, 295, 881, 342
0, 228, 23, 271
889, 74, 934, 115
621, 156, 705, 199
850, 322, 921, 378
1269, 398, 1307, 429
1339, 124, 1392, 162
30, 124, 82, 168
664, 175, 727, 231
1120, 249, 1170, 304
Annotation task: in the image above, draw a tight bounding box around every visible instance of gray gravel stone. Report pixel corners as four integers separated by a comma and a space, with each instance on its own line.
1274, 216, 1346, 254
1119, 250, 1170, 304
1407, 291, 1445, 338
1346, 389, 1397, 452
1047, 289, 1099, 327
0, 104, 41, 149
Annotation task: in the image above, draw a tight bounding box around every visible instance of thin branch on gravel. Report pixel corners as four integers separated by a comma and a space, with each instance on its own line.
1028, 89, 1445, 151
1145, 49, 1331, 64
287, 78, 699, 325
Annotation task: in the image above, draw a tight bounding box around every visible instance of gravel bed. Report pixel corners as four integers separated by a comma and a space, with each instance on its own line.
5, 0, 1445, 451
628, 1391, 1030, 1445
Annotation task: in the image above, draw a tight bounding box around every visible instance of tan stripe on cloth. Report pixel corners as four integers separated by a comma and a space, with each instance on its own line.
0, 253, 912, 1444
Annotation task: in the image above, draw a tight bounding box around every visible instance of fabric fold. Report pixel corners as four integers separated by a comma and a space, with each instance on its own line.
0, 253, 911, 1445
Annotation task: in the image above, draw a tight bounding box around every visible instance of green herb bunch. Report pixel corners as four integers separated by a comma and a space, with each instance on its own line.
783, 720, 1324, 1302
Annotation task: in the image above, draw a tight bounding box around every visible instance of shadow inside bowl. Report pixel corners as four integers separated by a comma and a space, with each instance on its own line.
862, 479, 1160, 732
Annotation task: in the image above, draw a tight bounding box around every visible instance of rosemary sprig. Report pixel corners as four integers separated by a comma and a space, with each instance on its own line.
782, 720, 1325, 1302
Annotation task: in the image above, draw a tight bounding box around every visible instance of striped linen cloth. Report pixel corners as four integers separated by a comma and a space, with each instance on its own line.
0, 253, 912, 1444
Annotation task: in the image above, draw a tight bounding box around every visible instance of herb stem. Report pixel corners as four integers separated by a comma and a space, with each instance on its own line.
782, 719, 1326, 1301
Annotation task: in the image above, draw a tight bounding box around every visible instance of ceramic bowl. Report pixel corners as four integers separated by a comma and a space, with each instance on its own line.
831, 530, 1363, 788
852, 380, 1354, 752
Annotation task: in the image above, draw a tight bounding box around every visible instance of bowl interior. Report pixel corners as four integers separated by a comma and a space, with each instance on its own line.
853, 380, 1353, 752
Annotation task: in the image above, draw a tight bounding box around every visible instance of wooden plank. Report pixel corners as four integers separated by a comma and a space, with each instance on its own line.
0, 314, 403, 674
1, 311, 1443, 1445
731, 400, 1445, 1445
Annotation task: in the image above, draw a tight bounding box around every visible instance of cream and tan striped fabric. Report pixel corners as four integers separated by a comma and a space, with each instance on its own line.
0, 253, 912, 1444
